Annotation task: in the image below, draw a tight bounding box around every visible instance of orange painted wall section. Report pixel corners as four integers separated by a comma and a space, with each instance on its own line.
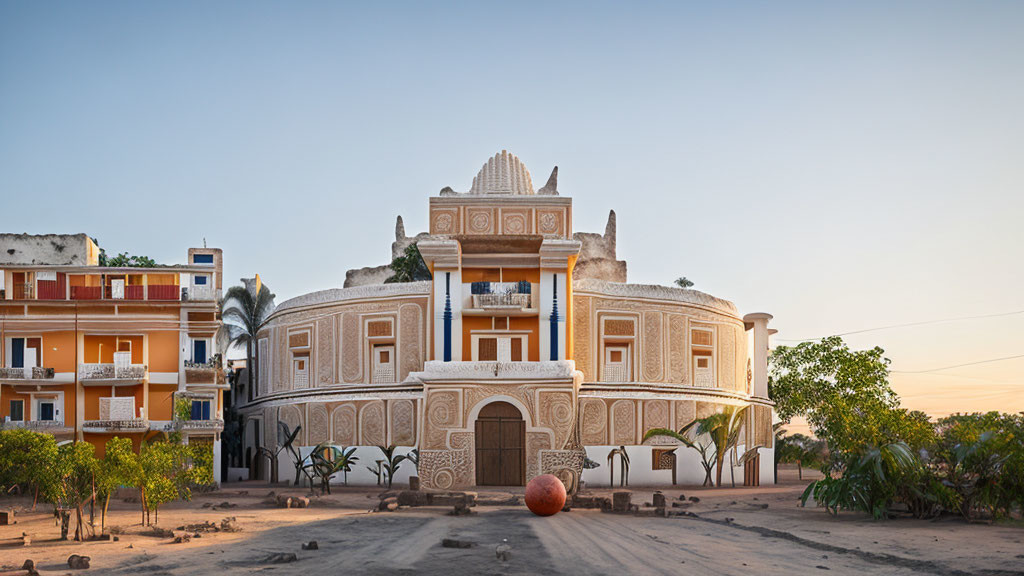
83, 335, 144, 364
509, 317, 540, 361
461, 316, 492, 360
0, 387, 31, 420
42, 331, 77, 372
148, 331, 180, 372
148, 385, 176, 421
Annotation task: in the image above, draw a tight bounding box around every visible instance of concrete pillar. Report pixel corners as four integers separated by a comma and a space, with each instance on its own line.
743, 313, 773, 399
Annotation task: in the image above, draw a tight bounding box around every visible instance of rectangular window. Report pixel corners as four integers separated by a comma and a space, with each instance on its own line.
602, 344, 631, 382
194, 275, 208, 285
478, 338, 498, 361
38, 401, 55, 421
9, 400, 24, 422
510, 338, 522, 362
193, 340, 207, 364
190, 399, 211, 420
11, 338, 24, 368
192, 254, 214, 264
372, 344, 395, 383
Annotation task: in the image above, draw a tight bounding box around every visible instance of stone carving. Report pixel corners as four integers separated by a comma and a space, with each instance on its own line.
399, 304, 422, 381
539, 391, 574, 449
411, 360, 577, 381
279, 405, 303, 445
467, 150, 534, 195
537, 166, 558, 195
425, 391, 459, 449
612, 400, 635, 445
360, 401, 386, 447
538, 211, 560, 235
341, 312, 361, 383
573, 296, 592, 380
669, 315, 687, 384
720, 325, 736, 391
696, 401, 721, 420
289, 331, 309, 348
307, 403, 329, 445
263, 407, 277, 452
754, 405, 773, 448
675, 400, 696, 429
317, 317, 334, 385
331, 404, 357, 446
432, 211, 455, 234
580, 398, 607, 445
468, 209, 492, 233
642, 312, 663, 381
643, 400, 669, 434
526, 432, 551, 479
275, 282, 430, 314
573, 278, 739, 316
390, 399, 415, 446
502, 213, 527, 234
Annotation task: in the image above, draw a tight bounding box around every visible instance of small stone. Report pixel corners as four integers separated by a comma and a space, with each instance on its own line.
408, 476, 421, 491
652, 492, 666, 508
378, 497, 399, 512
67, 554, 91, 569
688, 496, 700, 503
261, 552, 298, 564
442, 538, 476, 549
174, 534, 191, 544
816, 566, 830, 570
302, 540, 318, 550
495, 542, 512, 561
21, 559, 34, 571
678, 494, 687, 501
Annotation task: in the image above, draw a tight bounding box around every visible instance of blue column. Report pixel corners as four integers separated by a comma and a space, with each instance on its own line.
443, 272, 452, 362
549, 275, 559, 361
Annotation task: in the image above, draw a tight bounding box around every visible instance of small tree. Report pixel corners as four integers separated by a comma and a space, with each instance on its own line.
375, 445, 407, 488
97, 437, 137, 531
42, 442, 99, 541
0, 428, 58, 508
385, 244, 431, 283
674, 277, 694, 288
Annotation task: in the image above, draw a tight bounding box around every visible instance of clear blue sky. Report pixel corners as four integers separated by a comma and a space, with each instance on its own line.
2, 1, 1022, 417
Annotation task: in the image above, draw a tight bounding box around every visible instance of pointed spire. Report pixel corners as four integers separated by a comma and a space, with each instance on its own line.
395, 215, 406, 241
538, 166, 558, 195
605, 210, 617, 252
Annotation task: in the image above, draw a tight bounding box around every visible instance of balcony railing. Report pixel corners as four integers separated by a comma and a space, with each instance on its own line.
12, 283, 34, 300
78, 363, 147, 380
0, 366, 56, 380
71, 286, 104, 300
147, 284, 180, 300
1, 420, 69, 431
153, 418, 225, 433
82, 419, 149, 432
470, 281, 533, 309
184, 362, 226, 385
182, 285, 220, 301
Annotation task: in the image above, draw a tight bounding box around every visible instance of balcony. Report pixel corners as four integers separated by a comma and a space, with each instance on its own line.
12, 283, 34, 300
184, 361, 226, 386
1, 420, 72, 434
0, 366, 58, 383
151, 418, 225, 433
147, 284, 180, 300
83, 396, 147, 432
71, 286, 104, 300
181, 285, 220, 302
468, 281, 535, 314
82, 419, 149, 433
78, 363, 147, 383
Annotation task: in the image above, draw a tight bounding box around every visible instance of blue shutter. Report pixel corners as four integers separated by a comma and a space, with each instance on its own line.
11, 338, 24, 368
194, 275, 208, 285
202, 401, 211, 420
40, 403, 54, 421
193, 340, 207, 364
191, 400, 202, 420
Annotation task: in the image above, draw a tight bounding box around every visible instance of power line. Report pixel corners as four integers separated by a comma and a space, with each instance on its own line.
891, 353, 1024, 374
775, 309, 1024, 343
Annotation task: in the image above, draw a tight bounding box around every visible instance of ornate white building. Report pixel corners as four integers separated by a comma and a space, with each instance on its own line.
239, 151, 775, 488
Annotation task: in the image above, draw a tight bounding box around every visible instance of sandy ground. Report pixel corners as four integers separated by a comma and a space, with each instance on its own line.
1, 468, 1022, 576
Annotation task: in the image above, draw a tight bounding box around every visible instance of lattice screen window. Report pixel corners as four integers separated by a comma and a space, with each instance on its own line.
478, 338, 498, 361
257, 338, 269, 396
602, 345, 630, 382
99, 397, 136, 420
652, 448, 677, 470
372, 345, 396, 383
292, 353, 309, 389
691, 327, 715, 388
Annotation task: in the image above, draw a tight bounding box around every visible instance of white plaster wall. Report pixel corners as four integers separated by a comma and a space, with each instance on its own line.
581, 445, 751, 488
277, 445, 418, 487
538, 271, 567, 361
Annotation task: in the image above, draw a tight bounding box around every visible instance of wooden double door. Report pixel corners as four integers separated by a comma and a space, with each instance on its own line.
474, 401, 526, 486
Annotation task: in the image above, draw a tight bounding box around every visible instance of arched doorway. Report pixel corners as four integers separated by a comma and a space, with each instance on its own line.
475, 401, 526, 486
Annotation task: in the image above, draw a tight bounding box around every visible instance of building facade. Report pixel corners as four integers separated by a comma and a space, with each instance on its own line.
241, 151, 775, 488
0, 234, 226, 479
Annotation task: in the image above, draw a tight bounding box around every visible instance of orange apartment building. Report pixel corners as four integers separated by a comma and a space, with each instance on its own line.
0, 234, 225, 481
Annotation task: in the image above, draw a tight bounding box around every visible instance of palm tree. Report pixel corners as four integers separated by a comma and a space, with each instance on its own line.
220, 278, 276, 402
645, 405, 750, 487
643, 420, 715, 486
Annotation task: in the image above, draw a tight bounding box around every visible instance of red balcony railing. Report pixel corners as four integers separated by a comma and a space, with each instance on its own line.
147, 285, 180, 300
12, 283, 34, 300
71, 286, 103, 300
124, 285, 145, 300
37, 280, 66, 300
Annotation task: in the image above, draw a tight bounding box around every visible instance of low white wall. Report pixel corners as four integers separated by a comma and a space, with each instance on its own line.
581, 445, 776, 488
275, 445, 418, 487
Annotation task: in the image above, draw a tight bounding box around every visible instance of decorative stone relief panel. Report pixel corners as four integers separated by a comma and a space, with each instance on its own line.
279, 404, 303, 444
539, 391, 574, 450
668, 315, 687, 384
611, 399, 636, 445
537, 208, 565, 237
580, 398, 608, 445
572, 296, 593, 381
696, 401, 721, 420
462, 385, 537, 426
263, 407, 276, 452
526, 432, 552, 479
419, 430, 474, 489
719, 325, 736, 391
399, 304, 422, 381
500, 208, 530, 235
390, 399, 416, 446
643, 399, 670, 438
307, 403, 329, 445
674, 400, 696, 429
340, 312, 361, 383
466, 207, 493, 234
642, 312, 663, 381
430, 207, 459, 235
360, 400, 386, 446
274, 328, 289, 392
425, 391, 460, 450
753, 405, 773, 448
331, 404, 357, 446
317, 317, 334, 385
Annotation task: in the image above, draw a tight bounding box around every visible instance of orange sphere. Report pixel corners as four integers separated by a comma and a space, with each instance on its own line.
525, 474, 567, 516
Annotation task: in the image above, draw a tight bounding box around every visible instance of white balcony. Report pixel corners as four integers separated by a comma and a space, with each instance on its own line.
78, 363, 147, 384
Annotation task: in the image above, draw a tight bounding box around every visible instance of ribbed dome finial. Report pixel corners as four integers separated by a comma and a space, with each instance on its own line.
468, 150, 534, 195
